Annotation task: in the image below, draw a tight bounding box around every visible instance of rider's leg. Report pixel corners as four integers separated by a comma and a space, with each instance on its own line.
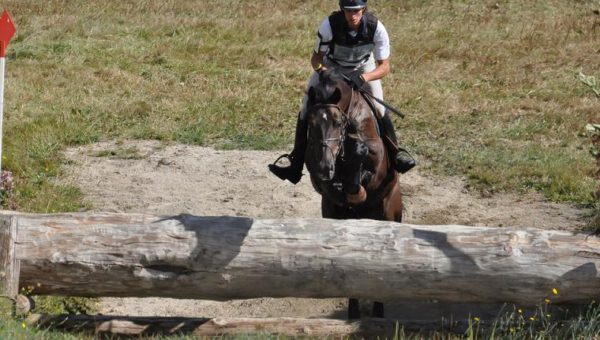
269, 71, 320, 184
268, 115, 308, 184
380, 113, 416, 173
363, 79, 415, 174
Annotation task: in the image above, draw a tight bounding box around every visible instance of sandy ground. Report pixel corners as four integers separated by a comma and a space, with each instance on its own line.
60, 140, 588, 319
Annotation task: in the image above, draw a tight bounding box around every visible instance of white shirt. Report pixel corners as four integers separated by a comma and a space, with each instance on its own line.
313, 16, 391, 62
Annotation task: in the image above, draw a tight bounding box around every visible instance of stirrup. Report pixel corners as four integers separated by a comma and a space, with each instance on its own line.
268, 154, 303, 184
271, 154, 291, 167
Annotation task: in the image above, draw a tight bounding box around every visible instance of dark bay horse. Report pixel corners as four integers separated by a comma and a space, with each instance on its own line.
303, 68, 403, 318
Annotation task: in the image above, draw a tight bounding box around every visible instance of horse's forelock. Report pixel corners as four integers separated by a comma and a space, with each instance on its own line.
313, 69, 348, 104
320, 68, 346, 88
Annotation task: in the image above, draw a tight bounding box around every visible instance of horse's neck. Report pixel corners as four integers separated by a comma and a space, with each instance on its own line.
339, 87, 354, 114
346, 93, 395, 187
349, 95, 379, 138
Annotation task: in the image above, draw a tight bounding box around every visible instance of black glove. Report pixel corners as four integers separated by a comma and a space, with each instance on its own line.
348, 70, 366, 89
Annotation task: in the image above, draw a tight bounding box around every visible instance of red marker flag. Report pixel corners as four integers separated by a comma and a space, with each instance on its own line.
0, 10, 15, 57
0, 9, 13, 173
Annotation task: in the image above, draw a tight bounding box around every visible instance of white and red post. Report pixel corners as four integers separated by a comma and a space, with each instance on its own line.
0, 9, 15, 173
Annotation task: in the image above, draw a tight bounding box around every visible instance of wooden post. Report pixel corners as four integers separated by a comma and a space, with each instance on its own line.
0, 214, 18, 316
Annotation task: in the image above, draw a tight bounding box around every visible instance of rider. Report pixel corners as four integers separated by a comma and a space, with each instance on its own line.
269, 0, 416, 184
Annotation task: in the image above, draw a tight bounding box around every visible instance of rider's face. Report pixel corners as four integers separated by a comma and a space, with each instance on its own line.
343, 8, 365, 30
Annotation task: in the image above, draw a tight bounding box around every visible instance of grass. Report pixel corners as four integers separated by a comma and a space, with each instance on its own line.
0, 0, 596, 212
5, 302, 600, 339
0, 0, 598, 338
0, 319, 81, 340
0, 0, 600, 211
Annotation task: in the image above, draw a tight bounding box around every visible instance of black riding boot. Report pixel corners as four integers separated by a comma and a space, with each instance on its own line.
380, 114, 416, 174
268, 116, 308, 184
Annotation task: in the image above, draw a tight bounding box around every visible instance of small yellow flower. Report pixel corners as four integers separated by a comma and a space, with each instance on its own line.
473, 317, 480, 322
544, 298, 551, 304
510, 327, 515, 333
518, 308, 523, 314
21, 322, 26, 328
552, 288, 559, 295
529, 316, 536, 321
546, 314, 551, 318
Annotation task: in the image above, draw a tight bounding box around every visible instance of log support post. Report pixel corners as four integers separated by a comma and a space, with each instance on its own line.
0, 214, 18, 316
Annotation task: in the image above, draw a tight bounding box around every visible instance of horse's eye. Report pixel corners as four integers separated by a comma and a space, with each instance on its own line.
333, 114, 343, 125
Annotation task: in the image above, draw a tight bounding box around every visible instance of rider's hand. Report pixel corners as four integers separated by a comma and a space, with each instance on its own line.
349, 71, 366, 89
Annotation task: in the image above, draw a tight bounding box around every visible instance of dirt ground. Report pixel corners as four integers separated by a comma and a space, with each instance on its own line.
60, 140, 588, 319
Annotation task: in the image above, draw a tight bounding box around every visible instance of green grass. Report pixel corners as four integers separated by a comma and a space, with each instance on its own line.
0, 319, 82, 340
4, 303, 600, 339
0, 0, 598, 338
1, 0, 595, 212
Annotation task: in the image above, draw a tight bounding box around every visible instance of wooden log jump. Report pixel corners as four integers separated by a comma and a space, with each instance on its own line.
2, 211, 600, 305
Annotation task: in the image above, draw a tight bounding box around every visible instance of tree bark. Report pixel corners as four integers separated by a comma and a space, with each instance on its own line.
5, 211, 600, 305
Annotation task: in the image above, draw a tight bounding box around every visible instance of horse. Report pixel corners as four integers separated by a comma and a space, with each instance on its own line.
303, 68, 403, 319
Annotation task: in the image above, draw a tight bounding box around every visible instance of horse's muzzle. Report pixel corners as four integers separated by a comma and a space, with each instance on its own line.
346, 185, 367, 205
315, 166, 336, 182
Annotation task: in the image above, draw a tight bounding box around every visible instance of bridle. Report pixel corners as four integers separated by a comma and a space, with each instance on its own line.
310, 103, 348, 162
307, 88, 358, 168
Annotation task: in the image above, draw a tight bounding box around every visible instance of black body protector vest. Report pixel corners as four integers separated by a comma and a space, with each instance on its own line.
327, 11, 378, 66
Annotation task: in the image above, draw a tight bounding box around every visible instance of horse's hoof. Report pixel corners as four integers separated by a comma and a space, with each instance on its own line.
348, 298, 360, 319
372, 301, 384, 318
346, 185, 366, 205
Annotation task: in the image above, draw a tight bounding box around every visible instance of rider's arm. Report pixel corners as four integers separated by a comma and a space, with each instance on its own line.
362, 20, 391, 82
362, 58, 390, 82
311, 51, 327, 72
312, 18, 332, 73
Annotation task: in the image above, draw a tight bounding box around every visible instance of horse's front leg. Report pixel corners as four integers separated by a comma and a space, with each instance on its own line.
342, 136, 368, 205
348, 298, 360, 319
347, 299, 385, 319
373, 301, 384, 318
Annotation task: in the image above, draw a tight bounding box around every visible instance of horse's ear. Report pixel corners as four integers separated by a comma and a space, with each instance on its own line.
328, 88, 342, 104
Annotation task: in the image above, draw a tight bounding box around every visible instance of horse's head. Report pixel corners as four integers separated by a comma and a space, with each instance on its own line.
305, 69, 353, 182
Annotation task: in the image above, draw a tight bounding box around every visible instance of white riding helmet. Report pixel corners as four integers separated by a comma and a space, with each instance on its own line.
339, 0, 367, 10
